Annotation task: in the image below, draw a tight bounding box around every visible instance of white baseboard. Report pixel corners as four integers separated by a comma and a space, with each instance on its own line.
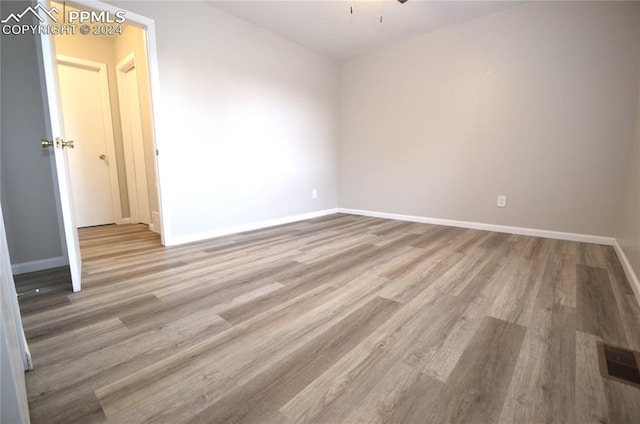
120, 217, 132, 225
337, 208, 614, 246
165, 208, 339, 246
11, 256, 68, 275
613, 239, 640, 307
149, 211, 161, 234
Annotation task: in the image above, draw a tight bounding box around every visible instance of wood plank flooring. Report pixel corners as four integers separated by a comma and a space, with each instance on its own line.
14, 213, 640, 423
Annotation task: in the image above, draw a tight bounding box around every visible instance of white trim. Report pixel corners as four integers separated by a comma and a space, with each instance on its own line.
116, 52, 151, 226
142, 14, 168, 246
56, 54, 124, 225
115, 52, 138, 223
11, 256, 68, 276
165, 209, 339, 246
337, 208, 614, 246
613, 239, 640, 307
149, 211, 161, 233
121, 217, 132, 225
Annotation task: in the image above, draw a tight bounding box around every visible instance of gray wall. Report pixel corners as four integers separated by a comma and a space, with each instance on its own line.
110, 1, 339, 243
1, 1, 64, 267
616, 40, 640, 282
339, 1, 640, 237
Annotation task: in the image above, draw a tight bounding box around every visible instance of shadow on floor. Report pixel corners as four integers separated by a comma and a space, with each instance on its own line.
14, 266, 72, 314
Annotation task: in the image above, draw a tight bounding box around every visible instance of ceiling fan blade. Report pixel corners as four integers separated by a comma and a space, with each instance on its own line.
398, 0, 409, 3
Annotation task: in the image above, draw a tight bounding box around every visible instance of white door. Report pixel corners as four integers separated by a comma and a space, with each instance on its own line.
57, 57, 121, 228
117, 54, 150, 225
38, 20, 82, 292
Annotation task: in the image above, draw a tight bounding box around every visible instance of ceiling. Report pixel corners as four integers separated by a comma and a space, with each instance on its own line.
208, 0, 523, 60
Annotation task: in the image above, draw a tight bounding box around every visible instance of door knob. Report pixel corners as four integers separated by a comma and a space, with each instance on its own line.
99, 154, 107, 160
41, 138, 74, 149
60, 139, 74, 149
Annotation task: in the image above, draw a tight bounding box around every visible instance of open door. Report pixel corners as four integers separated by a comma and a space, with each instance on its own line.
37, 6, 82, 292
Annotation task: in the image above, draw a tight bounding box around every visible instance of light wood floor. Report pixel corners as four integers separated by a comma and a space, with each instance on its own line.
14, 214, 640, 423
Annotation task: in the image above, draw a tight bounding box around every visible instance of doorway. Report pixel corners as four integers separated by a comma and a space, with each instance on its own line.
33, 0, 167, 292
51, 2, 160, 237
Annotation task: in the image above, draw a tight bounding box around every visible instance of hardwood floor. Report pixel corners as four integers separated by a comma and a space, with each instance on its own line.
14, 213, 640, 423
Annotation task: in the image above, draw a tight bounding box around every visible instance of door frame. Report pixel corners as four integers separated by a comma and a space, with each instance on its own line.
116, 52, 150, 226
44, 0, 170, 245
57, 54, 125, 225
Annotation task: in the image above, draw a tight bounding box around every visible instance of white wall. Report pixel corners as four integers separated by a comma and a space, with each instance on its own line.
616, 35, 640, 291
339, 1, 640, 237
1, 0, 65, 269
111, 1, 339, 243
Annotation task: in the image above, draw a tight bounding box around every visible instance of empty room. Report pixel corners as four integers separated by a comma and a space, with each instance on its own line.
1, 0, 639, 423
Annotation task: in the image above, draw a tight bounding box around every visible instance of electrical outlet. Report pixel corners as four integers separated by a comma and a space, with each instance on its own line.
497, 195, 507, 208
312, 189, 318, 199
